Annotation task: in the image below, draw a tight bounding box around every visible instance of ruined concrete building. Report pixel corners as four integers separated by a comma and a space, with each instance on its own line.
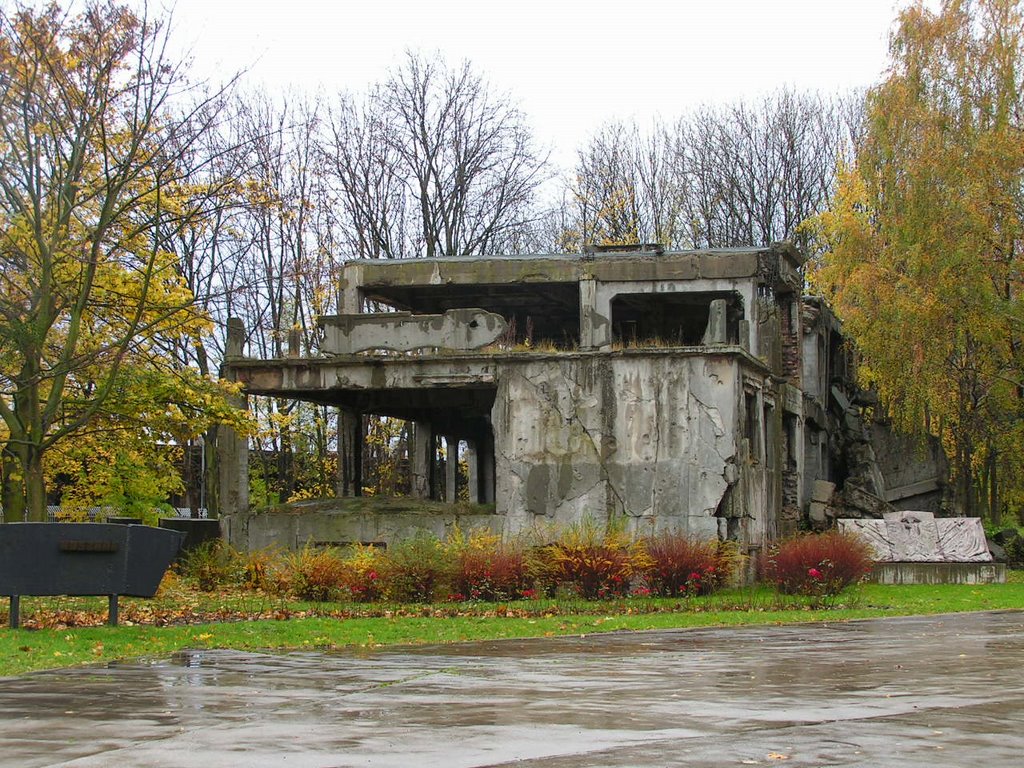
219, 244, 947, 560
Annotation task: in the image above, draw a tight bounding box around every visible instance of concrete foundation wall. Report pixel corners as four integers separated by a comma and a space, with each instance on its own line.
223, 499, 501, 551
869, 562, 1006, 585
492, 352, 769, 546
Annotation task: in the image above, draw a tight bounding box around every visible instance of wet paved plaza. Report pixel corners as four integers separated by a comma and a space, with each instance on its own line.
1, 611, 1022, 767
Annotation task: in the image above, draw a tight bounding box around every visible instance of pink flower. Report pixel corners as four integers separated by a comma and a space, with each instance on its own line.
808, 567, 823, 580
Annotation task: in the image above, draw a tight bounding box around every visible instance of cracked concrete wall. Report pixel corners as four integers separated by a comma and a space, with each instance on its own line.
491, 353, 770, 546
319, 309, 506, 354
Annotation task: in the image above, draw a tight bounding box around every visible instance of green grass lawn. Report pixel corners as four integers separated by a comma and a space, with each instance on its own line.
2, 573, 1021, 677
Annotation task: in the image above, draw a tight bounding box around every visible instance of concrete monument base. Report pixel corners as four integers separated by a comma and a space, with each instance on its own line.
869, 561, 1006, 585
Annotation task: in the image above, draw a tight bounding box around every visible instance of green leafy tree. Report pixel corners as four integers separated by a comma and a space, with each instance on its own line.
808, 0, 1024, 518
0, 2, 246, 521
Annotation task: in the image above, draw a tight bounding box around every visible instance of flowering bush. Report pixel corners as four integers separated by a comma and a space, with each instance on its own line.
450, 536, 532, 601
178, 540, 243, 591
380, 532, 449, 603
537, 519, 650, 599
340, 544, 385, 603
286, 546, 347, 602
764, 530, 874, 598
641, 532, 737, 597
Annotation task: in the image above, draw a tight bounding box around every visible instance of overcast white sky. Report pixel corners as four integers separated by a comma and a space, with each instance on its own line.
165, 0, 926, 169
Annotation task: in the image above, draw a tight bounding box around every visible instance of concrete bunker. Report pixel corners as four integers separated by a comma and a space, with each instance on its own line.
217, 243, 948, 564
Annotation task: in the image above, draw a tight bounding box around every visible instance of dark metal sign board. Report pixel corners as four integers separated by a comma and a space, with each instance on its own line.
0, 523, 184, 627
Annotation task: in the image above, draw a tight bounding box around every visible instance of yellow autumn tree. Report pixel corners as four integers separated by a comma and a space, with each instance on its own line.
808, 0, 1024, 519
0, 2, 247, 521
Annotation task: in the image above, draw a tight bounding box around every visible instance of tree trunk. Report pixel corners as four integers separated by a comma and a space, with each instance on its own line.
25, 447, 47, 522
205, 426, 220, 517
989, 449, 1000, 526
1, 442, 25, 523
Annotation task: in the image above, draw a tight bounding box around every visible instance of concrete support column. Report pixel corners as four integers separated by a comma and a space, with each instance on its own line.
339, 263, 363, 314
216, 318, 249, 518
337, 409, 363, 497
445, 437, 458, 504
465, 440, 480, 503
579, 278, 597, 349
287, 328, 302, 357
580, 279, 613, 350
412, 421, 434, 499
740, 284, 757, 353
479, 429, 496, 505
702, 299, 728, 345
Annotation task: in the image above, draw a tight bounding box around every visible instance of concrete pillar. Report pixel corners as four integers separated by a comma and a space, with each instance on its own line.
445, 437, 458, 504
579, 278, 597, 350
216, 318, 249, 518
337, 409, 363, 497
465, 440, 480, 503
741, 284, 757, 352
702, 299, 728, 345
738, 320, 751, 353
580, 279, 613, 349
287, 328, 301, 357
340, 263, 363, 314
479, 430, 496, 505
412, 421, 434, 499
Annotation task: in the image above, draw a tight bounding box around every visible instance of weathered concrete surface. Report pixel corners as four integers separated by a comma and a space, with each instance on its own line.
224, 497, 500, 551
341, 247, 785, 314
840, 512, 992, 563
492, 352, 756, 541
1, 612, 1022, 767
319, 309, 506, 354
870, 562, 1006, 584
227, 347, 775, 552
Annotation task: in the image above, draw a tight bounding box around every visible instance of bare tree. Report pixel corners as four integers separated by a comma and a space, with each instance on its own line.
670, 90, 858, 250
555, 90, 857, 253
326, 52, 549, 260
569, 122, 643, 247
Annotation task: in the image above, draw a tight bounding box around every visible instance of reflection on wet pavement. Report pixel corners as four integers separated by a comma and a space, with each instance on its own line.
1, 612, 1022, 767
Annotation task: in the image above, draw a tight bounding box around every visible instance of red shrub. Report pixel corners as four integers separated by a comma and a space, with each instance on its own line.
452, 544, 531, 601
537, 521, 646, 599
764, 530, 874, 597
380, 533, 448, 603
287, 547, 346, 602
642, 533, 733, 597
339, 544, 385, 603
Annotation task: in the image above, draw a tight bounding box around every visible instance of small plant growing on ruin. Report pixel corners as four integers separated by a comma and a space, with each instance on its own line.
641, 532, 738, 597
763, 530, 874, 602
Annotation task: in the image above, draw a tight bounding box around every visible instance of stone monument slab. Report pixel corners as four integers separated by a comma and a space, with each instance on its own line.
839, 511, 992, 563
